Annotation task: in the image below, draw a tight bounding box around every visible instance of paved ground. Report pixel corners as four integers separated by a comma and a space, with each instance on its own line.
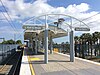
23, 49, 100, 75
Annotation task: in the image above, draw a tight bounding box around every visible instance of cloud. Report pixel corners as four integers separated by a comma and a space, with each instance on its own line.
66, 3, 89, 13
0, 25, 24, 34
0, 0, 100, 35
0, 0, 95, 19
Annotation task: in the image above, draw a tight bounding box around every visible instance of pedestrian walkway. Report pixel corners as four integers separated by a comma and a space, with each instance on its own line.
20, 48, 100, 75
19, 56, 31, 75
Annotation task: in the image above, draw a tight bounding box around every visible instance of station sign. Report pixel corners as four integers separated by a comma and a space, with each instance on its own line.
75, 27, 90, 31
23, 25, 44, 30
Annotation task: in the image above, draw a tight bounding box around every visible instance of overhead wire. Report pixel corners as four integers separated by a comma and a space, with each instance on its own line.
0, 0, 17, 32
81, 12, 100, 21
0, 0, 23, 40
0, 11, 15, 32
73, 12, 100, 25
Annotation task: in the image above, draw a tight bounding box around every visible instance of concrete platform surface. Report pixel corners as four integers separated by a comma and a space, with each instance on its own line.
20, 49, 100, 75
19, 56, 31, 75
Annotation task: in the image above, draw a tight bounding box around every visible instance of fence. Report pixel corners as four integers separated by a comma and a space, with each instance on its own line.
0, 44, 18, 64
75, 44, 100, 58
53, 44, 100, 59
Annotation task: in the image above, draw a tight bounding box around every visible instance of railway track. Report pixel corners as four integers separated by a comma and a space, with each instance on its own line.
0, 50, 23, 75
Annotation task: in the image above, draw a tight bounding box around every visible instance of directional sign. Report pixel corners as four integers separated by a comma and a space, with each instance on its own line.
75, 27, 90, 31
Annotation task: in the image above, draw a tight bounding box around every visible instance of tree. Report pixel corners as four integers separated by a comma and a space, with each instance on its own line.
16, 40, 22, 44
7, 39, 15, 44
74, 32, 100, 59
93, 32, 97, 56
80, 33, 92, 58
1, 39, 22, 44
1, 39, 15, 44
61, 42, 65, 53
92, 32, 100, 56
65, 42, 70, 53
80, 34, 86, 58
1, 40, 7, 44
83, 33, 92, 57
74, 36, 79, 57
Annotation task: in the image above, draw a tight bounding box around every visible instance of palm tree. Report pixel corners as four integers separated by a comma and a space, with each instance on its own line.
93, 32, 98, 56
65, 42, 70, 53
98, 32, 100, 56
85, 33, 92, 58
92, 32, 100, 56
61, 42, 65, 53
80, 34, 86, 58
74, 36, 79, 57
80, 33, 92, 58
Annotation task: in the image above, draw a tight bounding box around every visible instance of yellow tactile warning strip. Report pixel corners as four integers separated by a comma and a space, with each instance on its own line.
29, 57, 40, 61
28, 56, 35, 75
53, 48, 59, 52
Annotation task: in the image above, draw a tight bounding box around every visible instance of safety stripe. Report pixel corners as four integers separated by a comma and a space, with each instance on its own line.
28, 56, 35, 75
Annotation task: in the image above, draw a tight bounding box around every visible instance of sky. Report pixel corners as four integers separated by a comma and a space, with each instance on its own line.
0, 0, 100, 43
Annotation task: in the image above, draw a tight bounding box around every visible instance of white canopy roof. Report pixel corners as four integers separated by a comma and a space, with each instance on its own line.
23, 25, 67, 40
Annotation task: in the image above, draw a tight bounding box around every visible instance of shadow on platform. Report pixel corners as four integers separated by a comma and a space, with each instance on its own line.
48, 60, 70, 62
28, 60, 70, 64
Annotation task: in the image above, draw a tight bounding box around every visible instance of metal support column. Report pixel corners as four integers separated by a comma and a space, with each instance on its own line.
38, 40, 40, 52
35, 34, 38, 54
29, 39, 31, 48
27, 41, 28, 47
28, 41, 30, 47
31, 38, 33, 51
44, 15, 48, 64
50, 37, 53, 54
70, 30, 74, 62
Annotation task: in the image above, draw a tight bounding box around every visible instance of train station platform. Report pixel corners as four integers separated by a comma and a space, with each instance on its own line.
20, 48, 100, 75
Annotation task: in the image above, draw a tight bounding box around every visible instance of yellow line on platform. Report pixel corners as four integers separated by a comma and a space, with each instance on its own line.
28, 56, 35, 75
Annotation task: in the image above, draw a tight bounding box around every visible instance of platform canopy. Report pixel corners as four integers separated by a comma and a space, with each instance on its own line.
22, 14, 89, 63
23, 25, 67, 40
23, 14, 89, 41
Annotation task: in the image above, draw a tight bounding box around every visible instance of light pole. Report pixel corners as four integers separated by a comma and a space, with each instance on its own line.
54, 18, 65, 28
